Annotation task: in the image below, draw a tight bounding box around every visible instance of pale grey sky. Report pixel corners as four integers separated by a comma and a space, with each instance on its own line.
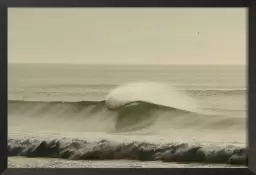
8, 8, 246, 64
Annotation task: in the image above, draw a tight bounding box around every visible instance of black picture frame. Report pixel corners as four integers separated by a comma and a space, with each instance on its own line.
1, 0, 255, 175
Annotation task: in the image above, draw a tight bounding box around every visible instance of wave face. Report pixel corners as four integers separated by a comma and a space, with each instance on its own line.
8, 137, 247, 165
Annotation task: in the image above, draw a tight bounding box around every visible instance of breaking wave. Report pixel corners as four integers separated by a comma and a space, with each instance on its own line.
8, 82, 245, 132
8, 137, 247, 165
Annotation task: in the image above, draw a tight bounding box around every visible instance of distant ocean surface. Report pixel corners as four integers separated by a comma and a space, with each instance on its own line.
8, 64, 247, 167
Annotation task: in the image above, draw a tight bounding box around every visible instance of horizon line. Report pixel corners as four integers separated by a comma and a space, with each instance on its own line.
8, 62, 246, 66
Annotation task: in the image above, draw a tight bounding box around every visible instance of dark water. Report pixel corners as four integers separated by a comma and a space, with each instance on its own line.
8, 64, 247, 165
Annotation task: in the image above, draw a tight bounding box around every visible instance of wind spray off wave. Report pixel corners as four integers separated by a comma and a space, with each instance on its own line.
105, 82, 201, 113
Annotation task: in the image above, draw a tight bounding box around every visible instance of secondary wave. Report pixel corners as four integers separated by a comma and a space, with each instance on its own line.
8, 137, 247, 165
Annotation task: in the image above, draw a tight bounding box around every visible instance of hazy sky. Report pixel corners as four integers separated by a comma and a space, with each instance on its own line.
8, 8, 246, 65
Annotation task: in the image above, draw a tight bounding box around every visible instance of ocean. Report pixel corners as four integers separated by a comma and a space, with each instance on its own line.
8, 63, 247, 168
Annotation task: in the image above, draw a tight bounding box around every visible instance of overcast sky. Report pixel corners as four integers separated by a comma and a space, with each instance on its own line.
8, 8, 246, 65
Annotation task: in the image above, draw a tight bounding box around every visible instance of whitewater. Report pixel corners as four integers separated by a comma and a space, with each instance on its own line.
8, 64, 247, 167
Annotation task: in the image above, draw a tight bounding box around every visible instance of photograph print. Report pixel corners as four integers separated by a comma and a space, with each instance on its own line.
7, 8, 247, 168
